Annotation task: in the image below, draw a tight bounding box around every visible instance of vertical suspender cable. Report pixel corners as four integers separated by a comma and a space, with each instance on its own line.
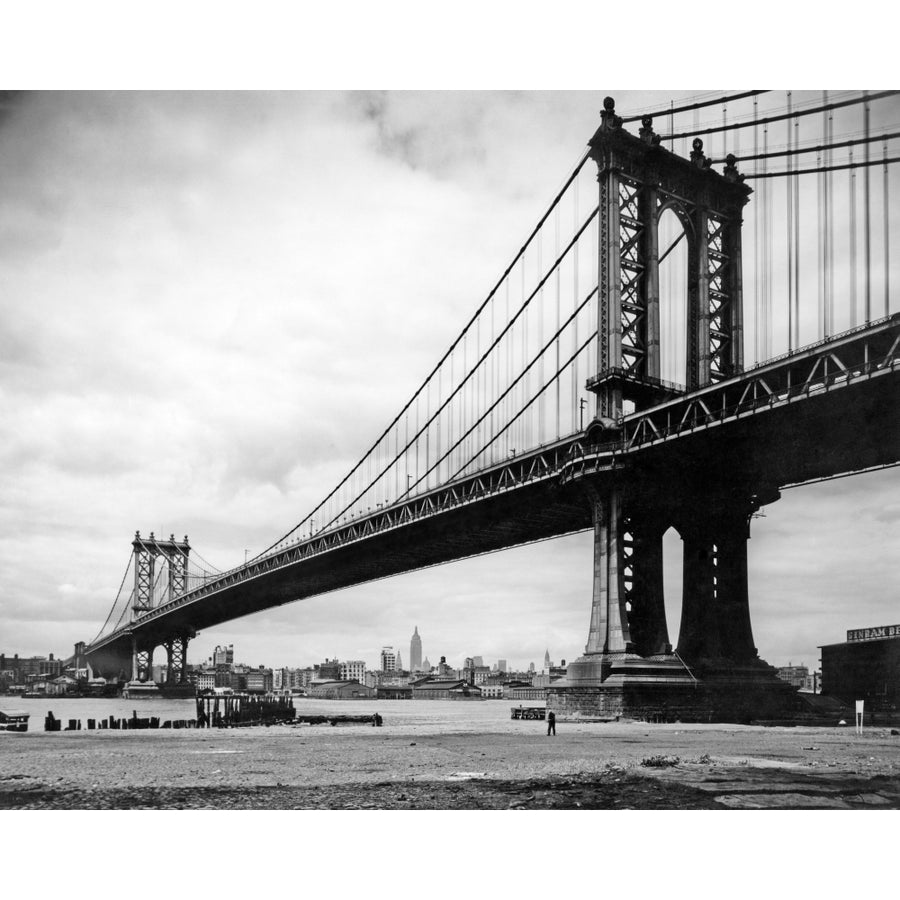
669, 100, 674, 152
476, 314, 481, 469
462, 331, 467, 472
591, 209, 599, 415
521, 256, 527, 452
763, 122, 770, 359
538, 222, 544, 444
436, 367, 442, 485
885, 140, 891, 317
451, 345, 457, 475
787, 91, 794, 352
864, 92, 872, 323
490, 285, 495, 463
555, 202, 561, 441
572, 169, 579, 432
817, 147, 824, 339
722, 101, 727, 162
506, 275, 511, 449
793, 117, 800, 348
850, 149, 857, 326
821, 91, 828, 338
826, 94, 834, 336
753, 97, 760, 364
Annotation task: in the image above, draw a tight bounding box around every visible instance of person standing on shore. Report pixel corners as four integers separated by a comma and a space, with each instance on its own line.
547, 710, 556, 736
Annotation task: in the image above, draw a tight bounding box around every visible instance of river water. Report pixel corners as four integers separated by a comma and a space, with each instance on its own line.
3, 696, 544, 734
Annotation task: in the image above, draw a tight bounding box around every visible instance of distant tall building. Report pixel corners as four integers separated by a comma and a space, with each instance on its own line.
544, 649, 551, 670
497, 659, 507, 673
316, 658, 341, 681
396, 650, 403, 671
410, 627, 423, 672
213, 645, 234, 666
437, 655, 454, 677
380, 647, 397, 672
472, 655, 483, 667
422, 657, 432, 672
340, 660, 366, 683
528, 662, 535, 674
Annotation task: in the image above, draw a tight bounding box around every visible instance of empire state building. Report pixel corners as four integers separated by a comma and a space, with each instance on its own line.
410, 626, 423, 672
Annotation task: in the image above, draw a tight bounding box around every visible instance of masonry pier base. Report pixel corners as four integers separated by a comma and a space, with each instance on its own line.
548, 657, 798, 724
550, 467, 798, 723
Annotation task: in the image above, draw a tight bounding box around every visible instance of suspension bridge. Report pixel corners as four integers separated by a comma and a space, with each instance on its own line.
79, 91, 900, 720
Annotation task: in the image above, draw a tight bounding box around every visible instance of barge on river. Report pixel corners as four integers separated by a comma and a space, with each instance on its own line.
0, 709, 30, 732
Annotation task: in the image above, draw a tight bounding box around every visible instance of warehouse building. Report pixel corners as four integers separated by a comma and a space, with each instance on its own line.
820, 624, 900, 713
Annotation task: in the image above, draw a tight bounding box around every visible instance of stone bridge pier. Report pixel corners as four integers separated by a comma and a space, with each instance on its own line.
550, 477, 795, 722
127, 631, 195, 692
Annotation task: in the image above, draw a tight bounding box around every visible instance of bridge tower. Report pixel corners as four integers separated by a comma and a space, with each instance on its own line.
555, 99, 793, 722
129, 531, 191, 684
588, 95, 748, 418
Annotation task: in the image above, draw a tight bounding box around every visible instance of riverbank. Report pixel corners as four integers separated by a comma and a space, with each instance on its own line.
2, 717, 898, 809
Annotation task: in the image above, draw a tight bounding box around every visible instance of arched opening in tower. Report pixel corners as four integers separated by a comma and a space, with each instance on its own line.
657, 206, 689, 387
662, 524, 684, 653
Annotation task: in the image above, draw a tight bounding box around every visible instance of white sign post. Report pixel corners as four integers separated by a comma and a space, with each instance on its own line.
855, 699, 865, 734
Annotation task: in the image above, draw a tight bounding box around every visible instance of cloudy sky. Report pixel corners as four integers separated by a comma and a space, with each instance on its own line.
1, 89, 897, 674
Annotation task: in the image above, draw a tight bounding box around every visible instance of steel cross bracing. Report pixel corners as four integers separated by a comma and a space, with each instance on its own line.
86, 313, 900, 654
706, 214, 736, 382
615, 312, 899, 455
618, 176, 648, 378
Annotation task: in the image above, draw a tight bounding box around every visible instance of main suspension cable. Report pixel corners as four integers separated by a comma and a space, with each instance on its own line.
711, 129, 900, 164
87, 555, 134, 645
661, 90, 899, 142
619, 90, 769, 124
743, 155, 900, 178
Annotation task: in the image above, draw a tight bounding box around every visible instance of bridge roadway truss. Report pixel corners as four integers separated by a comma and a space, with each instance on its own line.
84, 97, 900, 721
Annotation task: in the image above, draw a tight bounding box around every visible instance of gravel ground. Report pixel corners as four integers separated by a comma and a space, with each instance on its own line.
2, 719, 898, 809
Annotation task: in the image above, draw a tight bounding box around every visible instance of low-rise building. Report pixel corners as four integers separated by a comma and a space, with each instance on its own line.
411, 679, 483, 700
48, 675, 78, 695
340, 660, 366, 683
776, 663, 809, 689
316, 659, 342, 681
820, 624, 900, 713
192, 669, 216, 692
507, 684, 548, 701
376, 684, 412, 700
380, 647, 398, 673
306, 680, 376, 700
246, 667, 274, 693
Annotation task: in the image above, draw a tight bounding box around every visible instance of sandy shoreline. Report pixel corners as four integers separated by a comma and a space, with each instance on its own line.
2, 718, 898, 809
